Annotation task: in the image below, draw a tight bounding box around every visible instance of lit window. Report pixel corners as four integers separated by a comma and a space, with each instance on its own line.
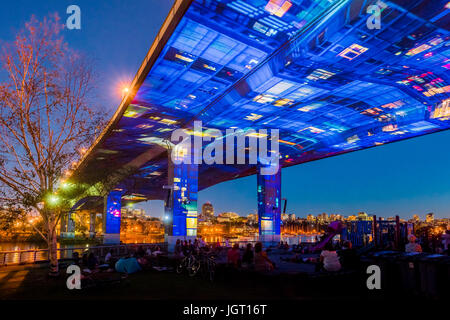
337, 44, 369, 61
246, 132, 268, 138
431, 99, 450, 120
306, 69, 335, 81
406, 44, 431, 57
159, 119, 178, 125
382, 124, 397, 132
245, 113, 263, 121
347, 135, 359, 143
136, 124, 153, 129
253, 94, 276, 104
361, 107, 383, 116
381, 100, 404, 109
298, 103, 322, 112
265, 0, 292, 18
267, 81, 294, 95
299, 126, 325, 134
272, 98, 294, 106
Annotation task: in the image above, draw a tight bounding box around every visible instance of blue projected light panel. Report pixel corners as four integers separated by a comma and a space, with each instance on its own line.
105, 191, 122, 234
258, 167, 281, 236
172, 159, 199, 237
82, 0, 450, 200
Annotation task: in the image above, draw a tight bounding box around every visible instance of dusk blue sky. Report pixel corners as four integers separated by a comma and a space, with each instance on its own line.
1, 1, 449, 220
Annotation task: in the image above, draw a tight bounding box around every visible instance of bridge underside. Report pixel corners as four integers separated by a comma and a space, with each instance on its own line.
65, 0, 450, 243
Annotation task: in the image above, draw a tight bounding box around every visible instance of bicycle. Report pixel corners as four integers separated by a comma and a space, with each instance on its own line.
176, 253, 200, 277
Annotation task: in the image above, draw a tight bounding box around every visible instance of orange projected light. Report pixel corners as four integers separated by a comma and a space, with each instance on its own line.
265, 0, 292, 18
338, 44, 369, 61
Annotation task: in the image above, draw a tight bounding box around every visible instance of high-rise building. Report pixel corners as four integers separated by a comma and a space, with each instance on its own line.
217, 212, 239, 223
201, 202, 214, 220
317, 213, 328, 222
426, 212, 434, 223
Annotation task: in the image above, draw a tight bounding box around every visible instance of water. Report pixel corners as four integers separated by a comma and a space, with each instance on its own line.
1, 234, 318, 252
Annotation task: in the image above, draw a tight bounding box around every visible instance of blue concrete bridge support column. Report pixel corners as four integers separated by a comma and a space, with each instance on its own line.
164, 147, 198, 251
257, 165, 281, 243
102, 190, 123, 244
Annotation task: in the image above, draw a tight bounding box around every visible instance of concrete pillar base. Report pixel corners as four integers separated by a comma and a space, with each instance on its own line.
60, 232, 75, 239
103, 233, 120, 244
165, 235, 197, 252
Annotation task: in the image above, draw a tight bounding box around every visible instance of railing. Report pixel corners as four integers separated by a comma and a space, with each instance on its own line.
0, 243, 167, 266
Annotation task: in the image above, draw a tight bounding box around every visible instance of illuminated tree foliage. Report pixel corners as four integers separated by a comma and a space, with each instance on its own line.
0, 14, 103, 273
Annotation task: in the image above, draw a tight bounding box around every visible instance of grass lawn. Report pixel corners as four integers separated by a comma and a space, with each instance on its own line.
0, 263, 371, 300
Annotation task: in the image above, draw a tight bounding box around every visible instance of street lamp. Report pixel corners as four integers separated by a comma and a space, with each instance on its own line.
47, 194, 59, 206
121, 86, 130, 99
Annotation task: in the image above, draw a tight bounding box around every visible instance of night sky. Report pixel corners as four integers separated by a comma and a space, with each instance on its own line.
1, 0, 449, 219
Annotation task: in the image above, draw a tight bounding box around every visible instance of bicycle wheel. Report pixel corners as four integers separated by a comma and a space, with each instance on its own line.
176, 259, 185, 274
188, 260, 200, 277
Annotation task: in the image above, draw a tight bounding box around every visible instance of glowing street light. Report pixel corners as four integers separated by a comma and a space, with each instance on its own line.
61, 181, 72, 190
47, 194, 60, 206
121, 86, 130, 99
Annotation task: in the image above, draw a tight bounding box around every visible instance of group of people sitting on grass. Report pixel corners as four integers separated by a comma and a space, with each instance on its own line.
70, 244, 165, 276
227, 242, 276, 272
280, 240, 357, 272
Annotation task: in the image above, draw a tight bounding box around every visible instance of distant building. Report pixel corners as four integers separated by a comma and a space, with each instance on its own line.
426, 212, 434, 223
121, 208, 145, 218
357, 212, 369, 221
247, 213, 258, 224
201, 202, 214, 220
281, 213, 289, 221
306, 214, 315, 222
288, 214, 296, 221
217, 212, 239, 223
329, 214, 342, 221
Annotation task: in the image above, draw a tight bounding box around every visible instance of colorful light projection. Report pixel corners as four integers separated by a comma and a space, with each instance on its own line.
170, 148, 199, 237
74, 0, 450, 203
257, 165, 281, 238
105, 190, 122, 235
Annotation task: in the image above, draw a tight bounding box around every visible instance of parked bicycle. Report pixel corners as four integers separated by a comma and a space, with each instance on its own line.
176, 253, 200, 277
176, 251, 216, 281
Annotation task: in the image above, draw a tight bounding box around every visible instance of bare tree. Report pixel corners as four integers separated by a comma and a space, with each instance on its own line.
0, 14, 103, 274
